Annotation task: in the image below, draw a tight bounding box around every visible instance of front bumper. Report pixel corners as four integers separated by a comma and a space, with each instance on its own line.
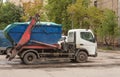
89, 52, 97, 57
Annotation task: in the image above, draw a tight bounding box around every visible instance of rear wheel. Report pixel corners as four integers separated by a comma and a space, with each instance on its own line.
23, 52, 37, 65
0, 50, 4, 55
76, 51, 88, 63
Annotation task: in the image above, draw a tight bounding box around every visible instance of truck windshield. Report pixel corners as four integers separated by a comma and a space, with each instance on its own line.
80, 32, 95, 42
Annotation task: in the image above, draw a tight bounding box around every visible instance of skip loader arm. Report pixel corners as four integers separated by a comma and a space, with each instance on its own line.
6, 14, 40, 60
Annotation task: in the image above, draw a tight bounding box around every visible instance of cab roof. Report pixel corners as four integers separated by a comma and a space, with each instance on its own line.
68, 29, 92, 32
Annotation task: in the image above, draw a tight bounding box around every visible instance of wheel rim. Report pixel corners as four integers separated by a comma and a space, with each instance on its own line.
76, 51, 88, 63
27, 55, 34, 62
23, 52, 37, 64
79, 54, 86, 61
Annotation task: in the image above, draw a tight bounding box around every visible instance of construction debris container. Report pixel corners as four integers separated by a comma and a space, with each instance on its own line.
4, 22, 62, 44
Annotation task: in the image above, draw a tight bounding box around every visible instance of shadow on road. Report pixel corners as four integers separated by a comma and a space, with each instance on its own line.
0, 59, 120, 70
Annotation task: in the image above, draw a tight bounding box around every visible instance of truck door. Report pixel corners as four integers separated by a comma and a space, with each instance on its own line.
68, 32, 76, 43
78, 31, 97, 55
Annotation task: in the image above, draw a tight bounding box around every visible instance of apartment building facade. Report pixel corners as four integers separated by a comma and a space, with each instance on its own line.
8, 0, 47, 6
91, 0, 120, 26
91, 0, 118, 14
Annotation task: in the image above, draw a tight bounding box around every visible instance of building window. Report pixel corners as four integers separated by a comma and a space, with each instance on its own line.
94, 1, 97, 7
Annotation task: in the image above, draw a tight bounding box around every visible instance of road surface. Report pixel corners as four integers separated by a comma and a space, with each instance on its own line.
0, 50, 120, 77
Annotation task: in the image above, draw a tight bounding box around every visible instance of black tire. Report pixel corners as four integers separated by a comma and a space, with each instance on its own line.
76, 51, 88, 63
0, 50, 4, 55
23, 52, 37, 65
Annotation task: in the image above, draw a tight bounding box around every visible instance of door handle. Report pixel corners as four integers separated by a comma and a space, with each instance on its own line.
80, 44, 84, 46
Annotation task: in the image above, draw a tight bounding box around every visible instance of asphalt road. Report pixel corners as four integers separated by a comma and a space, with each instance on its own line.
0, 50, 120, 77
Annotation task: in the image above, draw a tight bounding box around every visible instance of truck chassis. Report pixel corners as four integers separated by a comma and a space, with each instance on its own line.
16, 42, 88, 64
5, 14, 95, 64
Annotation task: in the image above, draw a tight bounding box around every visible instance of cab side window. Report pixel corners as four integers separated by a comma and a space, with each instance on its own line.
68, 32, 74, 43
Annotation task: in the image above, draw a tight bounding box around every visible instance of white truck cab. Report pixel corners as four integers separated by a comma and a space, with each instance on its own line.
67, 29, 97, 62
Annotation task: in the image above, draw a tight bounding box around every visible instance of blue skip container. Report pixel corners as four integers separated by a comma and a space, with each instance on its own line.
4, 22, 62, 44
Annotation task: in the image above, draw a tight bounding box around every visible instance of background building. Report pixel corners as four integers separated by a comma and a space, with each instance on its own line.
8, 0, 34, 6
8, 0, 47, 6
91, 0, 118, 14
91, 0, 120, 26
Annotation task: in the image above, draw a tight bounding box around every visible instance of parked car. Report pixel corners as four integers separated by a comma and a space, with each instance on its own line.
0, 30, 11, 55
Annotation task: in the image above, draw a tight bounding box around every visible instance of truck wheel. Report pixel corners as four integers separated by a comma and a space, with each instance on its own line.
23, 52, 37, 65
76, 51, 88, 63
0, 50, 4, 55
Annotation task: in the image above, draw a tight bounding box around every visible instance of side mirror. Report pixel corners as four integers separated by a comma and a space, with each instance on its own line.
92, 38, 96, 43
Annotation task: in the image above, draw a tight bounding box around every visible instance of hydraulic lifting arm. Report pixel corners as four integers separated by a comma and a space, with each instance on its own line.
6, 14, 40, 60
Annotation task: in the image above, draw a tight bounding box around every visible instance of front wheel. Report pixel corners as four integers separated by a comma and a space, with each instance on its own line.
76, 51, 88, 63
23, 52, 37, 65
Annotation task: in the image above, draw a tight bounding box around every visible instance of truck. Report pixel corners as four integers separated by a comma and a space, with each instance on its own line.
0, 30, 12, 55
4, 15, 97, 64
